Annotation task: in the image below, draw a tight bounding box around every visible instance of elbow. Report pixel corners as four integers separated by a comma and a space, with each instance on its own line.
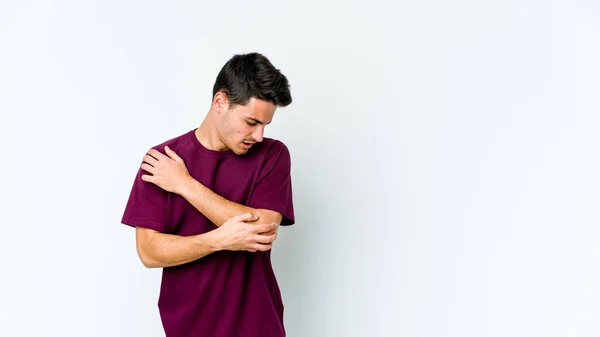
254, 208, 284, 225
143, 262, 162, 269
139, 254, 161, 269
137, 245, 161, 268
135, 227, 165, 268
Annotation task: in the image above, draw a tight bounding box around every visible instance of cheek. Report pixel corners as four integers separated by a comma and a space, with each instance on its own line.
236, 126, 252, 136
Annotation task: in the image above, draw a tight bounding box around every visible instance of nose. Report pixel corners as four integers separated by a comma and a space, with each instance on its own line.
252, 126, 264, 143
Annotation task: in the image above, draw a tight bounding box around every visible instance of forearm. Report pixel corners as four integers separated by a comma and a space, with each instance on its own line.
180, 179, 257, 227
136, 228, 220, 268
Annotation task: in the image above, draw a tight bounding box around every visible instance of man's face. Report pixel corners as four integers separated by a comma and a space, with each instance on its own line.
217, 97, 276, 155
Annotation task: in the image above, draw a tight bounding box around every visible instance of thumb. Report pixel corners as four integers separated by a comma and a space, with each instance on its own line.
233, 212, 258, 222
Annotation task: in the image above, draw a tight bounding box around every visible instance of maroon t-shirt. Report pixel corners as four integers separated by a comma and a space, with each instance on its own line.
121, 129, 295, 337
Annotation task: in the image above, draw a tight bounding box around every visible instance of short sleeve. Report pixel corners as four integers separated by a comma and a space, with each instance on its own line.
121, 161, 168, 232
249, 142, 295, 226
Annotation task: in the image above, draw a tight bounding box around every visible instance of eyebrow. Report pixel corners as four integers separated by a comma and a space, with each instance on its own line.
247, 117, 271, 125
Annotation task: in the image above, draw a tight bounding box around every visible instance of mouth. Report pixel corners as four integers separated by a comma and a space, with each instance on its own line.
241, 142, 255, 149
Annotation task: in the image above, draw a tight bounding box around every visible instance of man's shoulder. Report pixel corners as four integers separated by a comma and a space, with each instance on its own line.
253, 137, 291, 159
149, 129, 196, 154
251, 138, 292, 167
259, 137, 289, 152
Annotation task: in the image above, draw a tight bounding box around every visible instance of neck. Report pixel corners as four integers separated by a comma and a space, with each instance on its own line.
195, 114, 228, 151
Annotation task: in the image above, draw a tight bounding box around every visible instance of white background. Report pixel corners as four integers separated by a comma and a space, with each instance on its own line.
1, 1, 598, 336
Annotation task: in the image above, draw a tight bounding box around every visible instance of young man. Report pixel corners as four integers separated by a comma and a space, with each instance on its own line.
121, 53, 295, 337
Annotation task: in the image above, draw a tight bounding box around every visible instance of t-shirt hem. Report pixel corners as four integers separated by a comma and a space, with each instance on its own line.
121, 217, 166, 232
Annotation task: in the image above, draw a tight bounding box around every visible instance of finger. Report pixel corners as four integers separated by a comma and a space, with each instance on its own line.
245, 214, 260, 223
254, 233, 277, 244
147, 148, 167, 161
141, 174, 154, 183
140, 163, 155, 174
142, 154, 158, 166
164, 146, 183, 162
252, 243, 273, 252
253, 222, 279, 233
261, 229, 277, 236
231, 212, 259, 222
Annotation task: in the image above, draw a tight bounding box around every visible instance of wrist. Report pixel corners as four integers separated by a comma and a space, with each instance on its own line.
180, 176, 201, 199
198, 229, 223, 253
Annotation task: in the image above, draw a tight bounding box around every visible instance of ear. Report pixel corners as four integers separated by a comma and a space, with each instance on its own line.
212, 92, 230, 113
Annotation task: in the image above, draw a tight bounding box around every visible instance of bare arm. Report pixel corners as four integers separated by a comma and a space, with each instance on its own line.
180, 179, 283, 228
141, 147, 284, 229
136, 227, 217, 268
136, 213, 279, 268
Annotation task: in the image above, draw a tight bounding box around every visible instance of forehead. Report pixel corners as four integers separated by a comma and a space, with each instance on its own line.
236, 97, 276, 119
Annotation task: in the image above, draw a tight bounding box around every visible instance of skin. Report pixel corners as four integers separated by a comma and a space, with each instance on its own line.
134, 92, 284, 268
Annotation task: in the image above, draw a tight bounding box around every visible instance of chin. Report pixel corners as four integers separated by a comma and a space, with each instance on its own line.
230, 145, 249, 155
